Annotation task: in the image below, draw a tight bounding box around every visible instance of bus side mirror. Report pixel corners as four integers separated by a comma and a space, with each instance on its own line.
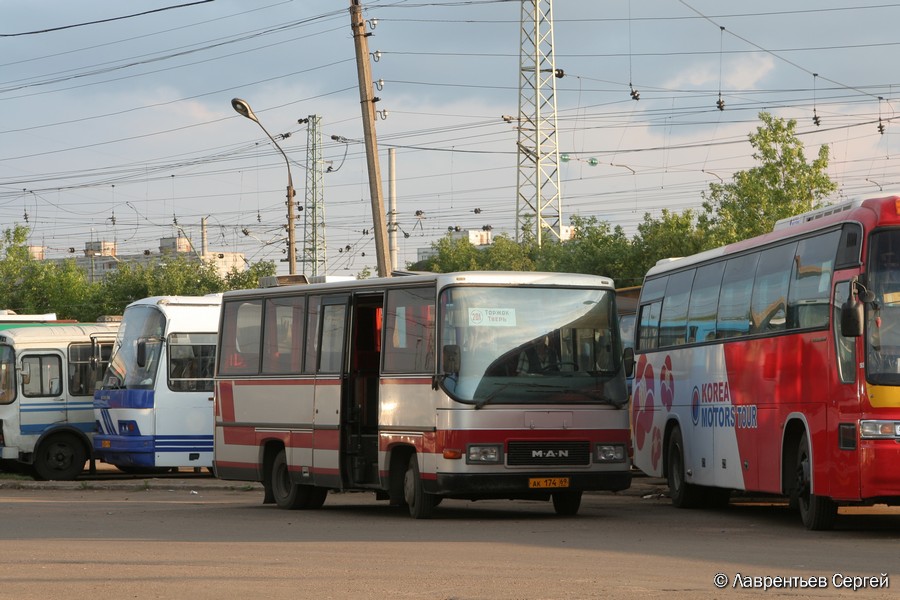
442, 344, 460, 374
841, 298, 864, 337
20, 363, 30, 385
136, 340, 147, 368
623, 347, 635, 377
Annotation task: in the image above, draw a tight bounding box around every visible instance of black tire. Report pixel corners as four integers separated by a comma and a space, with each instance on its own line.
33, 433, 87, 481
795, 435, 837, 530
116, 465, 173, 476
268, 449, 327, 510
700, 486, 731, 509
667, 427, 703, 508
403, 454, 436, 519
552, 490, 583, 516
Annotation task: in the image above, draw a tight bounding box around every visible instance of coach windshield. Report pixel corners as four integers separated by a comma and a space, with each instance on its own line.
438, 285, 627, 407
867, 229, 900, 384
101, 305, 166, 390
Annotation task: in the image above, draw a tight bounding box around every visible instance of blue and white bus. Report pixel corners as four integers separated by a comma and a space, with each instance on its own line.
0, 323, 119, 479
94, 295, 221, 473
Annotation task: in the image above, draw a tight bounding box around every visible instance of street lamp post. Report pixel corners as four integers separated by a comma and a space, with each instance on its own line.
231, 97, 297, 275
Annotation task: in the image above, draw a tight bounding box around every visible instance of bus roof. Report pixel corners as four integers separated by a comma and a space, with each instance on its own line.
222, 271, 617, 300
125, 294, 223, 311
0, 311, 60, 322
0, 323, 119, 345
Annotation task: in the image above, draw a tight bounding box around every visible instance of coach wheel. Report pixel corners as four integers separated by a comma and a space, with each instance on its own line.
666, 427, 702, 508
269, 449, 327, 510
403, 454, 436, 519
33, 433, 86, 481
795, 435, 837, 530
552, 490, 583, 516
270, 449, 303, 509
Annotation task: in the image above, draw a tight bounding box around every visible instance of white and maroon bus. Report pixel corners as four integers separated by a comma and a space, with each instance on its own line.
633, 195, 900, 529
213, 271, 632, 518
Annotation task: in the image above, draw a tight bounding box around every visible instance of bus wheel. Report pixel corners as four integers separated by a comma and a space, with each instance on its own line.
795, 436, 837, 530
667, 427, 702, 508
269, 450, 327, 510
33, 433, 86, 481
552, 490, 582, 516
403, 454, 436, 519
270, 449, 303, 509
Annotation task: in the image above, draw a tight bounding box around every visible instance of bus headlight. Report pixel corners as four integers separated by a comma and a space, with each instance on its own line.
466, 444, 502, 464
595, 444, 626, 463
859, 420, 900, 439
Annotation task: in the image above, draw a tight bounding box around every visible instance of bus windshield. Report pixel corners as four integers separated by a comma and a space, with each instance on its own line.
439, 286, 626, 407
867, 229, 900, 384
102, 306, 165, 390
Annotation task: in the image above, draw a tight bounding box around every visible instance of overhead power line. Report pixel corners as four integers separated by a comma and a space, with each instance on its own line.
1, 1, 216, 38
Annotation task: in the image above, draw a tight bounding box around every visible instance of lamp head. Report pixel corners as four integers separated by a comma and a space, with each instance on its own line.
231, 97, 258, 123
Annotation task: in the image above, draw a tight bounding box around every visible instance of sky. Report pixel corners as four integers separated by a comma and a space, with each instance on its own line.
3, 0, 900, 277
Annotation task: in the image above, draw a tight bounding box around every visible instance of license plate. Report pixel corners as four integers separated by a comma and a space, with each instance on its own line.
528, 477, 569, 489
101, 440, 111, 448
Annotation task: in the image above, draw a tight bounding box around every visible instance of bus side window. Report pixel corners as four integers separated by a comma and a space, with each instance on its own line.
219, 300, 262, 376
67, 343, 92, 396
22, 355, 62, 397
637, 301, 662, 351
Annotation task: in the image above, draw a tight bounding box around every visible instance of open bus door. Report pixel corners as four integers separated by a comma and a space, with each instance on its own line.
343, 293, 384, 487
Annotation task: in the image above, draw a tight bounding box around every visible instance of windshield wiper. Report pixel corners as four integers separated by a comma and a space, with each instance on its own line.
473, 383, 513, 409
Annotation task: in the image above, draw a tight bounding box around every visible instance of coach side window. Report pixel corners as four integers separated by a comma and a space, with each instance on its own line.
304, 297, 321, 374
751, 243, 797, 334
219, 300, 262, 376
262, 296, 305, 375
319, 304, 346, 373
787, 230, 840, 330
718, 253, 759, 339
383, 287, 436, 374
658, 270, 694, 348
636, 276, 667, 351
686, 262, 725, 343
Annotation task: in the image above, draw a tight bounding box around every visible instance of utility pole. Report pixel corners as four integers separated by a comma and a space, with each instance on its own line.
350, 0, 392, 277
303, 115, 327, 276
515, 0, 563, 246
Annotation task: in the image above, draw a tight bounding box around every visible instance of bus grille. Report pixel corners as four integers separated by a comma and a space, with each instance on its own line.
506, 441, 590, 466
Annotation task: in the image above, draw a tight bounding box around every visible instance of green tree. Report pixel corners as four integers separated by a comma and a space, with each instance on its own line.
480, 234, 536, 271
0, 225, 33, 312
699, 112, 837, 246
629, 209, 707, 283
223, 260, 276, 290
416, 234, 482, 272
536, 216, 633, 283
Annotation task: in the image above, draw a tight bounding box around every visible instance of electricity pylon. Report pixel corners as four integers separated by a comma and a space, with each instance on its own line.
303, 115, 327, 276
515, 0, 563, 246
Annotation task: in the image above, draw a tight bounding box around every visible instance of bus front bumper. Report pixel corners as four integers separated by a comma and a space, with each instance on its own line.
429, 471, 632, 499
